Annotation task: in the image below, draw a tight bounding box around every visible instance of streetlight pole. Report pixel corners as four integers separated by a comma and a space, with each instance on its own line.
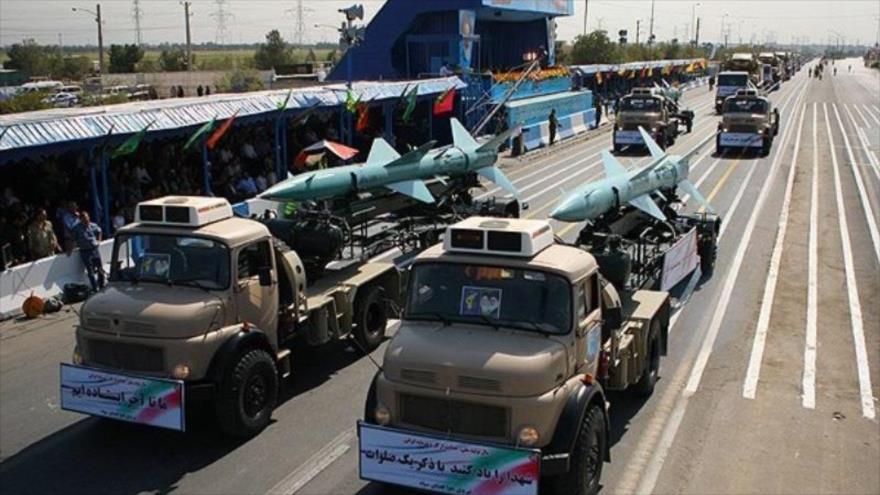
721, 13, 729, 47
583, 0, 588, 36
72, 4, 103, 74
691, 3, 700, 45
636, 19, 641, 45
648, 0, 655, 45
183, 2, 193, 71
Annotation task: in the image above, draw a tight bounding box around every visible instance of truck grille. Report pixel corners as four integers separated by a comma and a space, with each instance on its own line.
399, 393, 508, 438
86, 339, 165, 372
727, 124, 758, 133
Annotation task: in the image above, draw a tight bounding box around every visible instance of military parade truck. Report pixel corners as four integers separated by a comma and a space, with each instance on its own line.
359, 217, 675, 495
723, 52, 761, 86
758, 52, 782, 84
717, 89, 780, 156
613, 87, 694, 152
714, 71, 751, 113
61, 196, 402, 437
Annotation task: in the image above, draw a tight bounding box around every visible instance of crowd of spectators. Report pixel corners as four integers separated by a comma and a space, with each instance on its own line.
0, 109, 361, 270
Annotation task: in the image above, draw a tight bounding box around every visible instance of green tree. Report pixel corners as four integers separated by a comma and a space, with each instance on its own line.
158, 47, 191, 71
5, 39, 51, 76
326, 49, 339, 63
218, 68, 265, 93
109, 44, 145, 73
51, 55, 92, 80
254, 30, 291, 70
570, 30, 620, 64
305, 48, 317, 62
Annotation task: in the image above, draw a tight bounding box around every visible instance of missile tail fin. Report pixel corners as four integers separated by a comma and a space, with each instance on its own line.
366, 138, 400, 167
638, 126, 667, 159
477, 123, 522, 153
628, 194, 667, 221
384, 140, 436, 167
679, 179, 715, 213
477, 166, 519, 198
450, 118, 478, 150
601, 150, 628, 177
386, 179, 435, 203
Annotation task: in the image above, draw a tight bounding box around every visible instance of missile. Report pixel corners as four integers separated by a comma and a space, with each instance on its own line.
550, 127, 713, 222
259, 118, 520, 204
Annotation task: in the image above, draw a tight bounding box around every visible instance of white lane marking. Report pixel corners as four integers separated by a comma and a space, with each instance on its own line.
742, 102, 807, 400
823, 103, 876, 420
803, 103, 819, 409
862, 104, 880, 125
266, 428, 355, 495
832, 103, 880, 265
843, 104, 880, 182
685, 86, 808, 396
850, 103, 875, 128
629, 76, 809, 495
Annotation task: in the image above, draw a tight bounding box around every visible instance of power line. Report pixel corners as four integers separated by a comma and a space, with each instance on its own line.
210, 0, 234, 45
132, 0, 143, 45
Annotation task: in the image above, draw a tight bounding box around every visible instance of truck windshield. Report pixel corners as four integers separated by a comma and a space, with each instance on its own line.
405, 262, 571, 335
110, 233, 230, 290
620, 97, 661, 112
724, 99, 768, 114
717, 74, 748, 86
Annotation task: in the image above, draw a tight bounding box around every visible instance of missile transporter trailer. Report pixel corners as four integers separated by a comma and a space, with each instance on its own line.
717, 89, 780, 157
63, 196, 406, 437
613, 88, 694, 153
359, 217, 695, 495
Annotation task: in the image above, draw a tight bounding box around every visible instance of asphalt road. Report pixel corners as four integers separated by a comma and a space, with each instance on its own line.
1, 59, 877, 495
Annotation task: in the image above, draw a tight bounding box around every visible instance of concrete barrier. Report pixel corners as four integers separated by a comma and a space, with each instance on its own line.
1, 242, 113, 319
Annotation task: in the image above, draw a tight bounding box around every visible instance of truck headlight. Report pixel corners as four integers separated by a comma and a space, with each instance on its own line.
72, 346, 84, 365
171, 363, 191, 380
517, 425, 540, 447
374, 404, 391, 425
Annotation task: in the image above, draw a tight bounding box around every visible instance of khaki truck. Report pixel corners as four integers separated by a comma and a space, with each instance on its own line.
613, 87, 694, 153
716, 89, 780, 156
358, 217, 672, 495
61, 196, 401, 437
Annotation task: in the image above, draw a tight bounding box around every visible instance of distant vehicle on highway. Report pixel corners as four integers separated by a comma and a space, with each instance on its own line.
42, 91, 80, 108
716, 89, 780, 156
613, 87, 693, 152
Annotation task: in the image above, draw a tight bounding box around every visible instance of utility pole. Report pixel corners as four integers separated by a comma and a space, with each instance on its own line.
132, 0, 143, 45
97, 4, 104, 75
648, 0, 655, 45
636, 19, 641, 45
695, 17, 700, 47
183, 1, 193, 70
583, 0, 588, 36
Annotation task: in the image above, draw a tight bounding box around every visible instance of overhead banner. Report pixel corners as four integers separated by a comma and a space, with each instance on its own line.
661, 227, 699, 291
60, 364, 185, 431
359, 422, 541, 495
483, 0, 573, 15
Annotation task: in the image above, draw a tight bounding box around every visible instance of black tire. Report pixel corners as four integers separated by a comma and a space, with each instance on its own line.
699, 233, 718, 278
762, 137, 772, 157
549, 404, 606, 495
655, 133, 667, 150
215, 348, 278, 438
353, 285, 387, 352
612, 141, 621, 153
715, 135, 723, 156
686, 120, 693, 133
634, 320, 661, 397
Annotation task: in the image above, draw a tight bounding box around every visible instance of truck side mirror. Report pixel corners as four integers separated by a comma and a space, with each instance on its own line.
258, 266, 272, 287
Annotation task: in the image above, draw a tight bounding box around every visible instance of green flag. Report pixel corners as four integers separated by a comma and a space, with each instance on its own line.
345, 89, 360, 113
402, 84, 419, 122
111, 122, 153, 159
277, 89, 293, 111
183, 117, 216, 152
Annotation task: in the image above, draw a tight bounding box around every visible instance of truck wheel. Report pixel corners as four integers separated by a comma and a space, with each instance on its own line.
353, 285, 387, 352
634, 320, 661, 397
715, 136, 723, 156
215, 348, 278, 437
550, 404, 606, 495
762, 137, 772, 157
612, 142, 621, 153
686, 119, 693, 133
699, 233, 718, 278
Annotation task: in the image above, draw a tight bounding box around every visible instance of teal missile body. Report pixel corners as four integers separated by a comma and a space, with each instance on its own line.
260, 119, 519, 204
551, 127, 714, 222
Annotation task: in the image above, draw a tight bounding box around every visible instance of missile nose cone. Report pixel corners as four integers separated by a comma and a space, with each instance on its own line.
550, 195, 588, 222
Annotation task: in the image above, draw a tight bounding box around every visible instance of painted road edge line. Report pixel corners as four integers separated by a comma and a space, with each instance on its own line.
266, 428, 355, 495
741, 100, 807, 401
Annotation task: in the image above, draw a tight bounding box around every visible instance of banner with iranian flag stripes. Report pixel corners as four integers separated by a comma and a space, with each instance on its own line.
359, 422, 540, 495
60, 364, 185, 431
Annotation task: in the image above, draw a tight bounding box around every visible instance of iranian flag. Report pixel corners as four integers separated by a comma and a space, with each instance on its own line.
206, 111, 239, 150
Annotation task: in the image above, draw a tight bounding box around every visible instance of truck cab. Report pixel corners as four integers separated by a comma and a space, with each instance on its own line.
717, 89, 780, 156
714, 71, 750, 113
65, 196, 400, 437
614, 88, 691, 152
758, 52, 781, 83
359, 217, 670, 495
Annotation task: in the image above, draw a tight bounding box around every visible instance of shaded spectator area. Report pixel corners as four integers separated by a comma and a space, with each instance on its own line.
0, 77, 465, 269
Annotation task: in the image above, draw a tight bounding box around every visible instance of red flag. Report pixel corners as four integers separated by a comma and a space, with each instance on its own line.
433, 87, 455, 116
356, 102, 370, 132
206, 111, 238, 150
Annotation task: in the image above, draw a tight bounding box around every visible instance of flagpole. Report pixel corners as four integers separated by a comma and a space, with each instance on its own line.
202, 138, 212, 196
